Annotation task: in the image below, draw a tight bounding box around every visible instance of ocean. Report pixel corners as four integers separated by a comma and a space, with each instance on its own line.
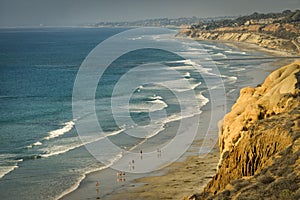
0, 27, 275, 199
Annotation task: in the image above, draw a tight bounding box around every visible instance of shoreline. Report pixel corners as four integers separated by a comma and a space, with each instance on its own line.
60, 106, 219, 200
60, 38, 299, 200
103, 45, 288, 200
106, 42, 298, 199
176, 33, 300, 61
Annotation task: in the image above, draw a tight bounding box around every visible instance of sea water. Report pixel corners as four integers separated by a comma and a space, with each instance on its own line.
0, 27, 274, 199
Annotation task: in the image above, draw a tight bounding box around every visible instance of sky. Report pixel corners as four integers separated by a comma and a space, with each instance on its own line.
0, 0, 299, 27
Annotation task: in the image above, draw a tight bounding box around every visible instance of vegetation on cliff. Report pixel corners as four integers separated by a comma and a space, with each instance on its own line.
179, 10, 300, 54
183, 62, 300, 200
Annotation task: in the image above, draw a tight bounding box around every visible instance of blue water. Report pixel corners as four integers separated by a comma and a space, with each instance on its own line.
0, 27, 273, 200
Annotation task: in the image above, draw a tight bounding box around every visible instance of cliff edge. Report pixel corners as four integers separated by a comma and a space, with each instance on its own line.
178, 10, 300, 55
183, 61, 300, 200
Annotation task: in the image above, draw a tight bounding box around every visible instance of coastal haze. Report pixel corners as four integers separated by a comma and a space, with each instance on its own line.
0, 0, 299, 26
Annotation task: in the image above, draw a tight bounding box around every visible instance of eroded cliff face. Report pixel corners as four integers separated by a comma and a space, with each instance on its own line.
179, 27, 300, 54
183, 61, 300, 200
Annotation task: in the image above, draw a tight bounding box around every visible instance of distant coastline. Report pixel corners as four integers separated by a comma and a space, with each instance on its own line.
177, 10, 300, 55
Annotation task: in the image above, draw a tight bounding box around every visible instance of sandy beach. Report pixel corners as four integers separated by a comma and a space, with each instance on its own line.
61, 104, 221, 200
106, 142, 219, 200
110, 48, 298, 200
60, 39, 298, 200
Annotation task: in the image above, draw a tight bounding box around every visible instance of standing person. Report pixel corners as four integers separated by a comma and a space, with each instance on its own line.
140, 149, 143, 159
129, 161, 132, 171
96, 181, 100, 199
131, 159, 135, 170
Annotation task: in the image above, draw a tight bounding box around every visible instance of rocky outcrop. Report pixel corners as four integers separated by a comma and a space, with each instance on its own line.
183, 61, 300, 200
179, 29, 299, 54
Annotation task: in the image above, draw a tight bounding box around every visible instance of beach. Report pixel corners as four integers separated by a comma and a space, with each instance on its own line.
106, 145, 219, 200
61, 105, 220, 200
60, 39, 290, 200
61, 139, 219, 200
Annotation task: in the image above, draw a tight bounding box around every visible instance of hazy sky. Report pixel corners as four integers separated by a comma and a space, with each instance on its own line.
0, 0, 299, 26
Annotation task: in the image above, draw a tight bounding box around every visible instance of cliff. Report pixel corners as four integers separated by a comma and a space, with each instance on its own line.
178, 10, 300, 55
183, 61, 300, 200
179, 28, 300, 55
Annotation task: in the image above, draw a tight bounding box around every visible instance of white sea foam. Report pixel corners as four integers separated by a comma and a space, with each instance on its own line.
225, 50, 246, 55
191, 82, 201, 90
229, 67, 246, 72
44, 120, 75, 140
41, 129, 125, 158
130, 98, 168, 113
167, 60, 208, 74
26, 141, 43, 149
180, 60, 216, 75
227, 76, 238, 82
33, 141, 42, 146
167, 60, 189, 64
107, 152, 123, 164
149, 99, 168, 107
128, 36, 143, 40
149, 95, 163, 100
171, 65, 197, 70
0, 165, 19, 179
184, 72, 191, 78
179, 51, 206, 56
202, 44, 223, 50
196, 92, 210, 106
0, 154, 22, 179
212, 52, 227, 58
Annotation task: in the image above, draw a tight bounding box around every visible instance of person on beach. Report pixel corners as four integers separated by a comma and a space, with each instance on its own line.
117, 171, 123, 177
129, 161, 132, 171
117, 172, 126, 182
131, 159, 135, 170
129, 160, 135, 170
140, 149, 143, 159
96, 181, 100, 199
157, 148, 162, 158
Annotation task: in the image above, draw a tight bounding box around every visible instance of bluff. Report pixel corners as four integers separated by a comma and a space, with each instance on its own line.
183, 61, 300, 200
179, 29, 300, 54
178, 10, 300, 55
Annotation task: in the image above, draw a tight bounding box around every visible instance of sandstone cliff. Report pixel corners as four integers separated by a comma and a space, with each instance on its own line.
179, 28, 300, 54
183, 61, 300, 200
178, 10, 300, 55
